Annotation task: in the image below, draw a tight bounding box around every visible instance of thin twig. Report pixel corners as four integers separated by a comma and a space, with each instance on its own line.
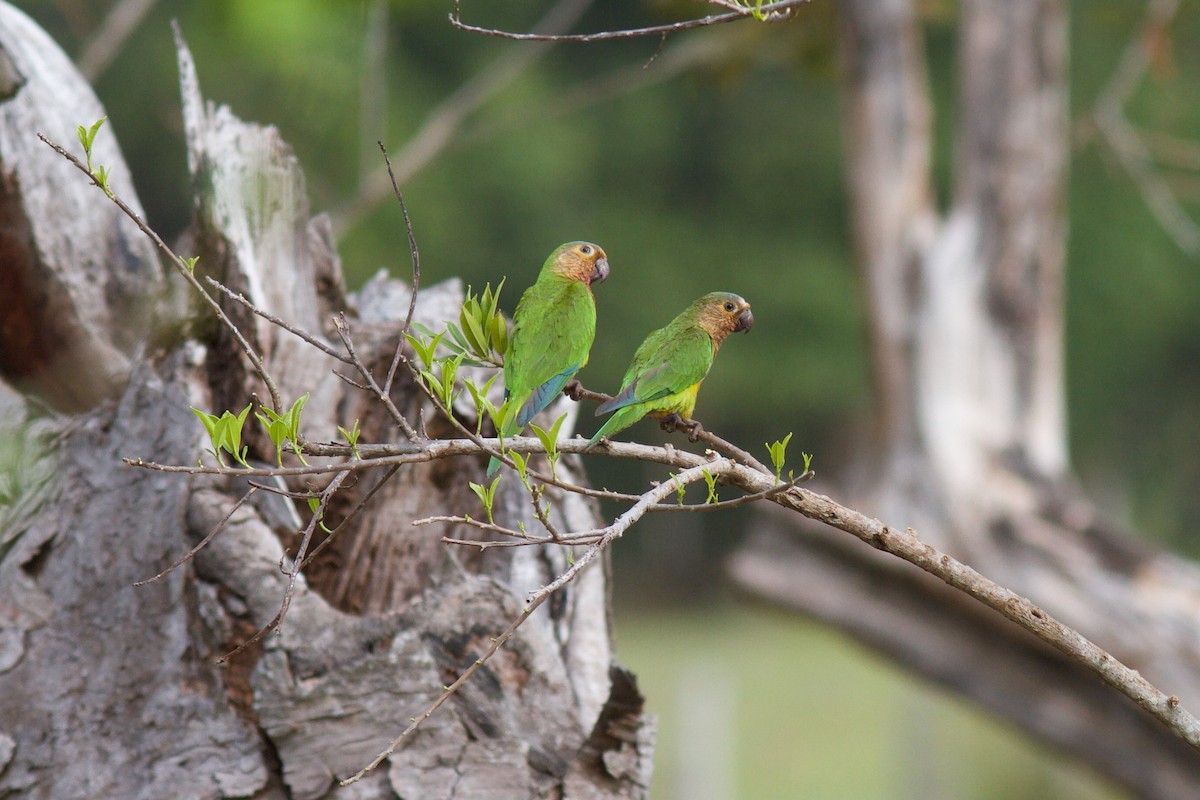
690, 427, 772, 474
529, 484, 564, 540
333, 313, 422, 440
334, 372, 372, 392
37, 133, 284, 412
441, 536, 548, 549
378, 142, 421, 396
340, 585, 552, 784
1093, 0, 1200, 254
219, 470, 350, 662
528, 461, 735, 603
246, 481, 314, 499
133, 487, 259, 585
415, 514, 554, 544
124, 435, 738, 478
295, 463, 402, 572
332, 0, 596, 235
77, 0, 159, 81
436, 472, 813, 551
449, 0, 807, 42
208, 278, 351, 363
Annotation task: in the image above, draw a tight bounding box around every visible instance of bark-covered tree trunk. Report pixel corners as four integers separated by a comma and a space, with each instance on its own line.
0, 6, 652, 799
731, 2, 1200, 797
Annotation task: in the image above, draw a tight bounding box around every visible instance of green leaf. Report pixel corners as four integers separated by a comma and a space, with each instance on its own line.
766, 432, 793, 482
338, 419, 362, 459
404, 330, 444, 371
86, 116, 107, 147
529, 412, 569, 480
77, 116, 107, 172
463, 374, 500, 435
445, 322, 472, 353
193, 404, 252, 468
509, 451, 529, 485
670, 473, 686, 506
487, 398, 513, 446
191, 407, 220, 439
702, 468, 719, 504
440, 355, 464, 409
490, 312, 508, 357
468, 474, 502, 524
94, 164, 113, 199
461, 307, 489, 356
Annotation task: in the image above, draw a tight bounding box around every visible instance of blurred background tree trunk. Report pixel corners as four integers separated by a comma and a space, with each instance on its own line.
731, 1, 1200, 797
0, 6, 651, 798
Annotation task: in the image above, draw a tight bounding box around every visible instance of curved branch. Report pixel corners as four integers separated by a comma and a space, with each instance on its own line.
449, 0, 809, 41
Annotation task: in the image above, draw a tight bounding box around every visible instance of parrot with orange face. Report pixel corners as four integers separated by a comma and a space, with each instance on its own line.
589, 292, 752, 445
487, 241, 610, 474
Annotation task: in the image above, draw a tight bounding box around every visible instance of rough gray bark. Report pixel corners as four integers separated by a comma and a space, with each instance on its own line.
0, 6, 651, 799
730, 2, 1200, 797
0, 3, 160, 411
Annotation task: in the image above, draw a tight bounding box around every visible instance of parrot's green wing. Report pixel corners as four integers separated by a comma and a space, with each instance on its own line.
588, 324, 714, 445
504, 276, 596, 429
596, 325, 713, 415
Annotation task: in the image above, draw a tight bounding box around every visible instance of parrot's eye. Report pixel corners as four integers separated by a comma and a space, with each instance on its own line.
724, 301, 736, 312
579, 245, 593, 255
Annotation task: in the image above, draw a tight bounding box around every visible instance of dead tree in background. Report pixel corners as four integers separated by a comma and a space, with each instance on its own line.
731, 2, 1200, 797
0, 5, 651, 798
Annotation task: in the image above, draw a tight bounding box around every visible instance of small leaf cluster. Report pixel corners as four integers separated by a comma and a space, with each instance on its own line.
529, 416, 567, 481
413, 281, 507, 368
419, 353, 464, 410
735, 0, 773, 21
469, 474, 502, 524
765, 432, 813, 482
338, 419, 362, 459
76, 117, 113, 198
192, 404, 253, 468
192, 395, 319, 468
257, 394, 310, 466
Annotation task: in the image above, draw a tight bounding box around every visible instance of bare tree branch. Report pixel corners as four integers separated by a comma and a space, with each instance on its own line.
1093, 0, 1200, 254
76, 0, 158, 81
449, 0, 808, 41
378, 143, 421, 396
331, 0, 596, 236
332, 313, 421, 440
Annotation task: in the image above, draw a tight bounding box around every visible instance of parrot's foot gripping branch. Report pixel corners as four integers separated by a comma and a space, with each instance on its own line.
660, 413, 704, 442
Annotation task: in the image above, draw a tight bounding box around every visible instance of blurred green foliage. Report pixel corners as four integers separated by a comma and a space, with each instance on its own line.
14, 2, 1199, 795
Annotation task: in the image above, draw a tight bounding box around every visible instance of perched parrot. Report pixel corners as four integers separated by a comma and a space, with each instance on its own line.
487, 241, 610, 474
589, 292, 753, 445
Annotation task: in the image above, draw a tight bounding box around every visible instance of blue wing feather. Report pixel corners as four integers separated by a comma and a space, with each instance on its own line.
518, 363, 581, 427
595, 362, 671, 415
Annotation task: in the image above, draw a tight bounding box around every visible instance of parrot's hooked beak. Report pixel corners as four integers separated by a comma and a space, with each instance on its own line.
735, 307, 754, 333
590, 257, 610, 285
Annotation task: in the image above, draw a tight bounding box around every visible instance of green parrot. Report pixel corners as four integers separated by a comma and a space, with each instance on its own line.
487, 241, 610, 474
589, 292, 753, 445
